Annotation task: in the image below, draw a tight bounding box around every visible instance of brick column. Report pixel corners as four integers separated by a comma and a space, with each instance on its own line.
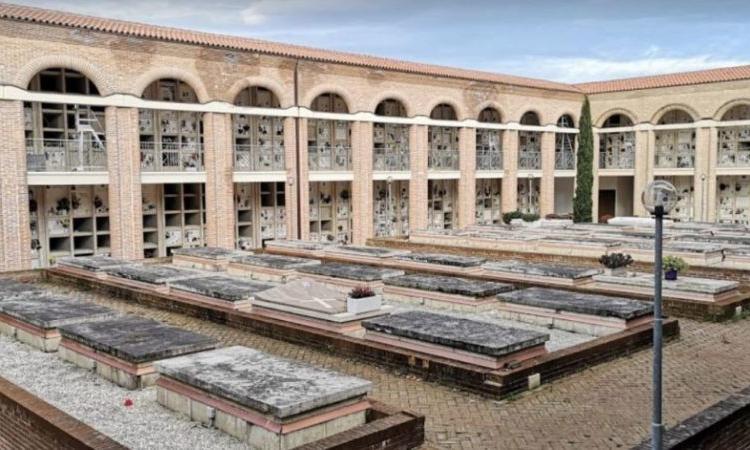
105, 106, 143, 260
203, 112, 235, 249
0, 100, 31, 272
352, 121, 374, 244
693, 127, 711, 222
409, 125, 429, 231
283, 117, 299, 239
632, 130, 650, 217
592, 132, 600, 222
458, 127, 476, 228
298, 118, 310, 240
706, 127, 719, 222
540, 131, 555, 217
502, 130, 519, 212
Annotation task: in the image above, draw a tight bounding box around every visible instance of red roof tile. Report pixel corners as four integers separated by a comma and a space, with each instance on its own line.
576, 65, 750, 94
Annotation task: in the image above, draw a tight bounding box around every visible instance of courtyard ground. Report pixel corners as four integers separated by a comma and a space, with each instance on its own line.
41, 282, 750, 449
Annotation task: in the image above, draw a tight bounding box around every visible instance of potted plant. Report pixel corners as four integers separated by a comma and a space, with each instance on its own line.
347, 285, 382, 315
663, 256, 687, 281
598, 253, 633, 276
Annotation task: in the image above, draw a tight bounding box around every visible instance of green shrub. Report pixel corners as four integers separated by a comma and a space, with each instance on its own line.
663, 256, 688, 272
573, 97, 594, 223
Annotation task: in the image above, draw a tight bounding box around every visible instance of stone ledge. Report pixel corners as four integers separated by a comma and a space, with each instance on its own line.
497, 287, 653, 320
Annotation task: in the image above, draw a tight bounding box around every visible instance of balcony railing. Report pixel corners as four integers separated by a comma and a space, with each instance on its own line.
428, 148, 459, 170
373, 147, 410, 171
599, 149, 635, 169
654, 147, 695, 168
26, 138, 107, 172
555, 150, 575, 170
308, 145, 352, 171
140, 141, 203, 172
234, 144, 285, 171
518, 150, 542, 170
476, 146, 503, 171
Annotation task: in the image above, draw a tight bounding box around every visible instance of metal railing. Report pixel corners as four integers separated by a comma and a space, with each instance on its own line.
234, 144, 285, 171
428, 147, 459, 170
518, 150, 542, 170
555, 150, 575, 170
26, 138, 107, 172
140, 141, 203, 172
373, 147, 410, 171
599, 149, 635, 169
476, 146, 503, 171
308, 145, 352, 171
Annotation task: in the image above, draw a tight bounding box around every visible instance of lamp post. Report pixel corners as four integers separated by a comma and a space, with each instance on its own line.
641, 180, 678, 450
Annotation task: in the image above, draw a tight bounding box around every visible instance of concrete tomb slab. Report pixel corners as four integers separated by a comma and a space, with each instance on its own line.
254, 279, 391, 333
155, 346, 371, 447
172, 247, 252, 271
592, 273, 738, 302
324, 245, 410, 262
58, 316, 217, 389
395, 253, 486, 268
57, 256, 130, 273
0, 279, 44, 300
103, 264, 209, 290
362, 310, 549, 368
169, 275, 276, 310
0, 295, 117, 352
297, 262, 404, 293
227, 254, 321, 282
482, 260, 601, 287
265, 239, 336, 258
383, 274, 512, 312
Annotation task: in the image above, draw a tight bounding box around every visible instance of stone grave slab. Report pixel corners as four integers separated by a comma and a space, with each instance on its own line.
103, 264, 208, 290
0, 295, 116, 352
155, 346, 371, 447
592, 273, 738, 302
264, 239, 335, 258
254, 279, 390, 333
383, 274, 512, 312
0, 279, 44, 300
227, 254, 321, 282
58, 316, 217, 389
172, 247, 251, 271
482, 260, 600, 287
297, 263, 404, 293
362, 310, 549, 369
396, 253, 486, 268
324, 245, 410, 263
56, 256, 130, 274
169, 275, 276, 310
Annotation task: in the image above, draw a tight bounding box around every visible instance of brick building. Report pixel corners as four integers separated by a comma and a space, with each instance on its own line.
1, 3, 750, 271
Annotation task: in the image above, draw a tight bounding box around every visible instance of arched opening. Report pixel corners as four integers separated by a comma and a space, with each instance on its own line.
373, 98, 410, 237
599, 113, 635, 170
602, 113, 634, 128
518, 111, 541, 170
25, 68, 110, 268
717, 104, 750, 224
555, 114, 576, 170
232, 86, 287, 249
655, 109, 695, 170
428, 103, 459, 170
307, 93, 351, 171
139, 79, 205, 258
475, 107, 503, 224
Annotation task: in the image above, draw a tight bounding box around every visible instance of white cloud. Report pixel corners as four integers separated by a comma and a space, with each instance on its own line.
490, 55, 750, 83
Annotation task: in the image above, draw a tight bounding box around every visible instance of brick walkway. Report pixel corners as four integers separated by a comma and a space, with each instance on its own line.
46, 282, 750, 449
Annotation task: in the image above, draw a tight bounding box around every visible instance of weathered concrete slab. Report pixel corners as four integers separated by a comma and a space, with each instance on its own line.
255, 279, 347, 314
675, 234, 750, 247
169, 276, 276, 302
298, 263, 404, 282
104, 264, 206, 285
231, 254, 321, 270
155, 346, 372, 418
57, 256, 130, 272
541, 236, 622, 247
622, 241, 725, 253
362, 310, 549, 357
385, 274, 512, 298
0, 296, 117, 329
326, 245, 410, 258
59, 316, 217, 364
171, 247, 249, 260
0, 279, 44, 300
497, 287, 653, 320
593, 274, 737, 295
483, 260, 601, 279
266, 240, 335, 251
396, 253, 486, 267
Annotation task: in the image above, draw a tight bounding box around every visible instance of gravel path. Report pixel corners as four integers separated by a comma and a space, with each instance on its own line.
0, 334, 248, 450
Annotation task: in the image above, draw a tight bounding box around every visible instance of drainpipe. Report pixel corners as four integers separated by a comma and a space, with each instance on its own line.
294, 59, 302, 238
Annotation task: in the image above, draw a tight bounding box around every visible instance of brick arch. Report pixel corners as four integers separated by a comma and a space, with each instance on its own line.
303, 84, 354, 111
369, 92, 413, 117
476, 101, 504, 123
519, 109, 543, 126
650, 103, 699, 124
595, 108, 638, 128
714, 98, 750, 121
14, 54, 115, 95
131, 67, 210, 103
426, 98, 466, 121
226, 76, 289, 107
556, 112, 578, 128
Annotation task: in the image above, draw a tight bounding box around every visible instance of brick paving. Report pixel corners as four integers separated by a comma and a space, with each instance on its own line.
43, 282, 750, 449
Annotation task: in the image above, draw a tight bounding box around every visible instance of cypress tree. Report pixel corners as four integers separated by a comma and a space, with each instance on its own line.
573, 97, 594, 222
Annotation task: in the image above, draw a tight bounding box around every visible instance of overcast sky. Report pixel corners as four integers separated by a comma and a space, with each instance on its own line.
12, 0, 750, 83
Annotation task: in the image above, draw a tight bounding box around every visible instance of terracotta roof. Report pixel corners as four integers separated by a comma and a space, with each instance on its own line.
0, 2, 580, 93
576, 65, 750, 94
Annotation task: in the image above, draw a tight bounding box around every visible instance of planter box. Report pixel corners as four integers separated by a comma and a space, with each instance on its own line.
347, 295, 382, 315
